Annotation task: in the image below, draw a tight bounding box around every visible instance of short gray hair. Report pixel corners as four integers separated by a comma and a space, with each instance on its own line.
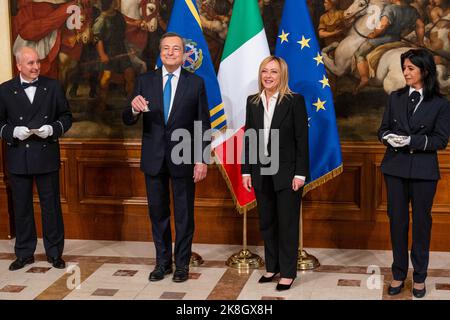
14, 46, 38, 64
159, 32, 186, 51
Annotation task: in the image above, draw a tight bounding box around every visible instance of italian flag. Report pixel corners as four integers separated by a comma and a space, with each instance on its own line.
213, 0, 270, 212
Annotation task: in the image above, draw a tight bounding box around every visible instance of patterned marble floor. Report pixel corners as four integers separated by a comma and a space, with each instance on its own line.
0, 239, 450, 300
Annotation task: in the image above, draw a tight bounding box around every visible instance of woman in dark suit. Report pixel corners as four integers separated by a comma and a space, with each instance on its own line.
241, 56, 309, 291
378, 48, 450, 298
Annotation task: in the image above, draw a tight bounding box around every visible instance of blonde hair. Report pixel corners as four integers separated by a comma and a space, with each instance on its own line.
251, 55, 293, 104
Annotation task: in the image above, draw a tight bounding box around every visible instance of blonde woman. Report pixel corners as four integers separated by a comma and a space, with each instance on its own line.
241, 56, 309, 291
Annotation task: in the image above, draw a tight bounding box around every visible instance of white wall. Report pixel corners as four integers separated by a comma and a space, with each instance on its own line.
0, 1, 13, 83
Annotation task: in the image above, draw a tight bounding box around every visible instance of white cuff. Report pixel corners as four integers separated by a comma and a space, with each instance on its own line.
294, 175, 306, 181
132, 107, 140, 116
57, 121, 64, 135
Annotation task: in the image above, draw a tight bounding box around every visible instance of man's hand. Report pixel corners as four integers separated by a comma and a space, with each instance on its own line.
13, 126, 32, 141
35, 125, 53, 139
193, 163, 207, 183
292, 177, 305, 191
242, 175, 252, 192
131, 95, 149, 113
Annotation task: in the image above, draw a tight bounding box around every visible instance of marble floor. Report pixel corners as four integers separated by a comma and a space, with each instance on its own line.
1, 239, 450, 300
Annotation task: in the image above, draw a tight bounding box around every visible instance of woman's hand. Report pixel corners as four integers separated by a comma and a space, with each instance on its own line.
242, 176, 252, 192
292, 177, 305, 191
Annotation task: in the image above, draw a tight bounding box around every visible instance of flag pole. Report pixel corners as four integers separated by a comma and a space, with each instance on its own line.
297, 201, 320, 270
226, 206, 264, 269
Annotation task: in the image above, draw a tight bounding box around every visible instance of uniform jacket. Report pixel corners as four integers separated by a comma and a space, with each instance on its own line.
378, 87, 450, 180
0, 75, 72, 175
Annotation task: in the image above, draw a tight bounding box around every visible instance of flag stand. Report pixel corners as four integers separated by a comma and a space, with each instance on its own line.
297, 202, 320, 270
226, 206, 264, 269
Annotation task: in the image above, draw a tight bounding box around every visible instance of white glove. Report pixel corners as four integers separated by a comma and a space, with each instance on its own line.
13, 126, 32, 141
35, 125, 53, 139
383, 133, 400, 140
387, 136, 411, 148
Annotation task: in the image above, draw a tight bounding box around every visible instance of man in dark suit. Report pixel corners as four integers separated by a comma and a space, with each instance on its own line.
123, 32, 211, 283
0, 46, 72, 271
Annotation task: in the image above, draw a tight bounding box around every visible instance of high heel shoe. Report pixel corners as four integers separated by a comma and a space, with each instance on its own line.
387, 281, 404, 296
258, 273, 278, 283
276, 278, 295, 291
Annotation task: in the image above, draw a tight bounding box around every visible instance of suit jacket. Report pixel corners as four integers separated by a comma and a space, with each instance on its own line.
0, 76, 72, 175
241, 93, 309, 191
123, 68, 211, 177
378, 87, 450, 180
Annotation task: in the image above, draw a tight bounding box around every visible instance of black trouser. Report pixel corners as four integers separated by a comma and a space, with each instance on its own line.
8, 171, 64, 259
384, 174, 437, 283
254, 175, 301, 278
145, 169, 195, 269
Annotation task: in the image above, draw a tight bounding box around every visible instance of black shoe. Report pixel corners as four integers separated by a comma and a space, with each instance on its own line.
276, 278, 295, 291
47, 256, 66, 269
172, 266, 189, 283
9, 256, 35, 271
258, 273, 278, 283
413, 284, 426, 298
387, 281, 404, 296
149, 264, 173, 282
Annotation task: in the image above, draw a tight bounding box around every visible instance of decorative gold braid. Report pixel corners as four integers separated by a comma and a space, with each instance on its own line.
302, 165, 343, 196
212, 153, 257, 214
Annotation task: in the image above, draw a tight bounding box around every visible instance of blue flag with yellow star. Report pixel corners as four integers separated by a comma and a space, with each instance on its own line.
275, 0, 342, 192
157, 0, 226, 131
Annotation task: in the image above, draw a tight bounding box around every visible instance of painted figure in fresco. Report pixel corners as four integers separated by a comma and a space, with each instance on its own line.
121, 0, 172, 72
322, 0, 450, 94
93, 0, 135, 110
12, 0, 75, 78
426, 0, 450, 25
58, 0, 100, 98
353, 0, 425, 93
318, 0, 348, 47
197, 0, 232, 69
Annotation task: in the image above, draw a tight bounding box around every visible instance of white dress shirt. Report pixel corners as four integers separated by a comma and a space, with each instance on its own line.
409, 86, 424, 114
20, 75, 38, 104
243, 90, 305, 182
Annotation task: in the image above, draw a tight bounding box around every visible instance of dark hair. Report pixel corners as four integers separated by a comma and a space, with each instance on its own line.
101, 0, 114, 11
400, 48, 441, 100
159, 32, 186, 52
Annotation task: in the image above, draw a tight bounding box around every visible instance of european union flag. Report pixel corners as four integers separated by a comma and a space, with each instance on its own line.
158, 0, 226, 130
275, 0, 342, 192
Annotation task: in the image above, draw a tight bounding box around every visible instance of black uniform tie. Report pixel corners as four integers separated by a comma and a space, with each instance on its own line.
407, 91, 421, 120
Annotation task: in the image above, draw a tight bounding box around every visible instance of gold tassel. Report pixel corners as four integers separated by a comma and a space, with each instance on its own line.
302, 165, 343, 196
212, 153, 257, 215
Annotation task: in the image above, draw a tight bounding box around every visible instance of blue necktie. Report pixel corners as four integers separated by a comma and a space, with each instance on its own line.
163, 73, 174, 123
